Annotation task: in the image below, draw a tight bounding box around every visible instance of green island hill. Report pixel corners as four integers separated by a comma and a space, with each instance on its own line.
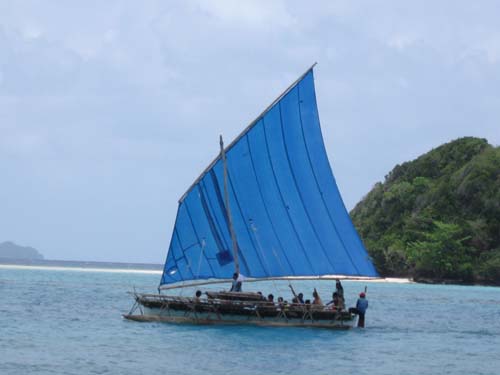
351, 137, 500, 286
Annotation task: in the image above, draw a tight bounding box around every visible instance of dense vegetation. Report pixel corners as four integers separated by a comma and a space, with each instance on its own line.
351, 137, 500, 285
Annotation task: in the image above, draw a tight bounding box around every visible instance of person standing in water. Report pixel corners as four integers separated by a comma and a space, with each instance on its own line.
349, 292, 369, 327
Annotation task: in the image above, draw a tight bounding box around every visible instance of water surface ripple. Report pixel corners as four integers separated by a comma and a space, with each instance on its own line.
0, 267, 499, 375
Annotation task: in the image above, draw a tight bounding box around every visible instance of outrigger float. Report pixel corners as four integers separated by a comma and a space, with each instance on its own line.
124, 64, 379, 329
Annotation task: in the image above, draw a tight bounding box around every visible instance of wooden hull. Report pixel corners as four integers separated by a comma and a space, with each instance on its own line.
124, 294, 356, 330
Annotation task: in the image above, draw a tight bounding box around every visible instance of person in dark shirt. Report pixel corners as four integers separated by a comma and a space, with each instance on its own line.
257, 291, 266, 301
335, 279, 345, 308
297, 293, 304, 304
326, 292, 341, 310
289, 284, 305, 304
194, 290, 202, 302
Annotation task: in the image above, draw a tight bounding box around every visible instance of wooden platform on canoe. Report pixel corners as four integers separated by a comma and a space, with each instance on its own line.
124, 293, 355, 329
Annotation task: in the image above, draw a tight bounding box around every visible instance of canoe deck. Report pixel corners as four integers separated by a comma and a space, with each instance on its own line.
124, 293, 355, 330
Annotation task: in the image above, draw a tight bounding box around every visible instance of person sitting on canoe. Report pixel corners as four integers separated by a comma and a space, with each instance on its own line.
194, 290, 202, 302
289, 285, 305, 304
333, 290, 345, 310
292, 293, 305, 304
325, 292, 342, 310
312, 288, 323, 306
230, 272, 242, 292
298, 292, 304, 304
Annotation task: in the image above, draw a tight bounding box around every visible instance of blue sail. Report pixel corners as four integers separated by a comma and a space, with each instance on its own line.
160, 67, 378, 286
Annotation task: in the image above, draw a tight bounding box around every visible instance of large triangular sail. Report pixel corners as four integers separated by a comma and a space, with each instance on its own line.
160, 66, 378, 287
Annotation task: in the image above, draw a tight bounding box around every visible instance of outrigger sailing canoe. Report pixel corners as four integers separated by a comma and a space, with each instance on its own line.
124, 64, 378, 329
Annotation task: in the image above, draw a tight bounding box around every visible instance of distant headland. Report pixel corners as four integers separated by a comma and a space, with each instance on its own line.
0, 241, 163, 271
0, 241, 44, 260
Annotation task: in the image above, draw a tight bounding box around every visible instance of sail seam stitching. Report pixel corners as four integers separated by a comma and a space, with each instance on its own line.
174, 229, 196, 279
278, 99, 337, 274
225, 169, 267, 276
261, 115, 315, 274
245, 133, 296, 275
296, 78, 360, 274
184, 199, 217, 278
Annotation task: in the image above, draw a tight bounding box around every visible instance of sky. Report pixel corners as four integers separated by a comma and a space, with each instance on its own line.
1, 0, 499, 263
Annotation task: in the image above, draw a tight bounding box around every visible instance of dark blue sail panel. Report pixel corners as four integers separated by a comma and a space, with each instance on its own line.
160, 68, 378, 286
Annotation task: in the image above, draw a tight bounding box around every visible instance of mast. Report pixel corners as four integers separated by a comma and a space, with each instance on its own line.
219, 135, 240, 274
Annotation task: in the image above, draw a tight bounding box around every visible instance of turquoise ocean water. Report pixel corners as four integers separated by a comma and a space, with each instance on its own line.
0, 266, 499, 375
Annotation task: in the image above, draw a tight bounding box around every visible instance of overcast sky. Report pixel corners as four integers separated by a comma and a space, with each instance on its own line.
1, 1, 499, 263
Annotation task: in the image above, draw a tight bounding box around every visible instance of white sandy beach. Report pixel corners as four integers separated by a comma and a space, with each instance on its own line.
0, 264, 412, 283
0, 264, 162, 275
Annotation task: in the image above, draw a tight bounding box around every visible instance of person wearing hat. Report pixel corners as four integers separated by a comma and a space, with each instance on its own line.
349, 292, 369, 327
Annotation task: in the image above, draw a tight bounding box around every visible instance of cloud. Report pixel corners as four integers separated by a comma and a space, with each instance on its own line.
387, 34, 419, 50
1, 0, 499, 262
478, 34, 500, 64
195, 0, 295, 30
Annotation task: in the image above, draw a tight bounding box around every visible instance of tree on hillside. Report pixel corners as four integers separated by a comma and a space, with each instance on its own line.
351, 137, 500, 285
